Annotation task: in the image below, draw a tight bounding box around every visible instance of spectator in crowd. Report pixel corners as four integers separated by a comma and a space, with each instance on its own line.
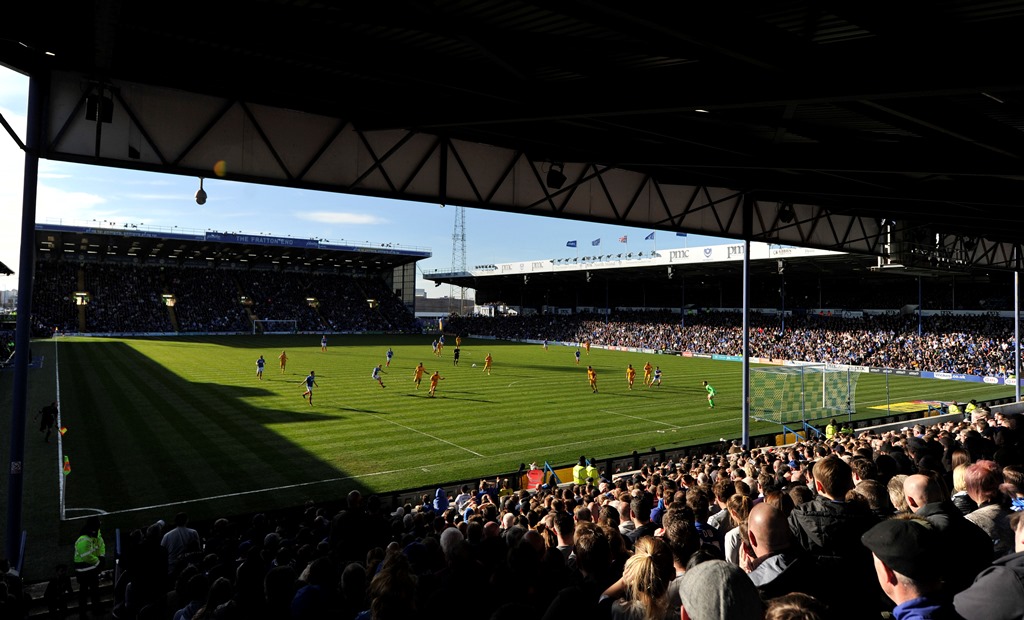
678, 559, 762, 620
951, 463, 977, 515
788, 455, 879, 619
601, 535, 674, 620
965, 460, 1015, 558
903, 473, 993, 593
861, 517, 959, 620
954, 510, 1024, 620
764, 592, 828, 620
742, 502, 821, 602
162, 512, 201, 578
43, 563, 74, 617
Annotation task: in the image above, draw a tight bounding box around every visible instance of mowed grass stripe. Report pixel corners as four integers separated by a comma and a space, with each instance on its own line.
107, 343, 285, 499
137, 381, 343, 495
70, 341, 333, 506
60, 343, 135, 511
90, 343, 211, 504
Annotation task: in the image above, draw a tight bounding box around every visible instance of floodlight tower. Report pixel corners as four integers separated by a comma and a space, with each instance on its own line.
450, 206, 467, 314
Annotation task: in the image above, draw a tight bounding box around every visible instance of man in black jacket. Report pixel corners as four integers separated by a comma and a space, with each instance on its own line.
904, 473, 993, 594
788, 455, 880, 620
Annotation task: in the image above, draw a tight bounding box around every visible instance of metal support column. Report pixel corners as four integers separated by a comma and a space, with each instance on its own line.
6, 73, 43, 563
741, 196, 752, 449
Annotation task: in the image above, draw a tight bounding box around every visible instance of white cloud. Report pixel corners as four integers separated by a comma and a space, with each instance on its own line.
298, 211, 387, 225
121, 193, 190, 201
36, 186, 108, 222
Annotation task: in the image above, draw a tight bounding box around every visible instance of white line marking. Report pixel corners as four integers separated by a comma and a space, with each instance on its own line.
56, 341, 66, 520
597, 408, 684, 429
598, 407, 744, 431
64, 415, 729, 520
63, 467, 411, 520
360, 411, 485, 457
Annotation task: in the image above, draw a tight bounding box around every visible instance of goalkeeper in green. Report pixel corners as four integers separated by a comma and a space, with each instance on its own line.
703, 380, 716, 409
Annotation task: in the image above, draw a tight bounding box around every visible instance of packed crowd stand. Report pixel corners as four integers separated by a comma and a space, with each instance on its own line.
445, 311, 1018, 376
29, 261, 417, 336
4, 408, 1024, 619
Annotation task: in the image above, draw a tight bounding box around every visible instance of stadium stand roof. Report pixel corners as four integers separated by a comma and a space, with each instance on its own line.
425, 240, 1012, 309
34, 224, 429, 271
3, 2, 1024, 269
427, 241, 873, 288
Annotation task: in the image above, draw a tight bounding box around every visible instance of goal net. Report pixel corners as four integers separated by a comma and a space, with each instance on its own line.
749, 365, 858, 425
253, 319, 298, 335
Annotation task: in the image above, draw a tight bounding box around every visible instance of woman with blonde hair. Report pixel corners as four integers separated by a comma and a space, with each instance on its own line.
722, 494, 753, 565
603, 536, 675, 620
951, 463, 977, 515
887, 474, 909, 513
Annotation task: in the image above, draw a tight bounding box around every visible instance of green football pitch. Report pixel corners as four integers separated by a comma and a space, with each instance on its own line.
0, 334, 1014, 562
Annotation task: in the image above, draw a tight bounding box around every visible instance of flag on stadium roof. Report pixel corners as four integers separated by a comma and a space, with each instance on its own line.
592, 238, 600, 246
59, 426, 68, 436
645, 232, 655, 240
619, 235, 627, 243
63, 456, 70, 476
566, 240, 577, 247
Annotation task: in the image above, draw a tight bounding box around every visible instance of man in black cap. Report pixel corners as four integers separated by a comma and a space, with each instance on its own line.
861, 516, 959, 620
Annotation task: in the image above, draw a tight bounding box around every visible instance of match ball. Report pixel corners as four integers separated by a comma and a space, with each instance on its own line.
472, 363, 477, 367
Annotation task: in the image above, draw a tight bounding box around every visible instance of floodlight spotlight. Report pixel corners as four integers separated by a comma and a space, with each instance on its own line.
195, 177, 207, 205
546, 163, 566, 189
778, 203, 794, 224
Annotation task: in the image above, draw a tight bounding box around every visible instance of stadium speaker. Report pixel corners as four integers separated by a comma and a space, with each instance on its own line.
778, 202, 794, 223
546, 163, 566, 189
85, 94, 113, 123
195, 177, 207, 205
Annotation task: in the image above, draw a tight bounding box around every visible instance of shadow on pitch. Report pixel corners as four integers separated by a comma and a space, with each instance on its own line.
56, 340, 376, 521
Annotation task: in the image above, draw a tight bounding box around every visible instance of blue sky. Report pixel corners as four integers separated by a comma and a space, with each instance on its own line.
0, 66, 728, 297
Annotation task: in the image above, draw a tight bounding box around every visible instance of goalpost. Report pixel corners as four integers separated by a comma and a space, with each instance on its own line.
749, 365, 859, 427
253, 319, 299, 334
